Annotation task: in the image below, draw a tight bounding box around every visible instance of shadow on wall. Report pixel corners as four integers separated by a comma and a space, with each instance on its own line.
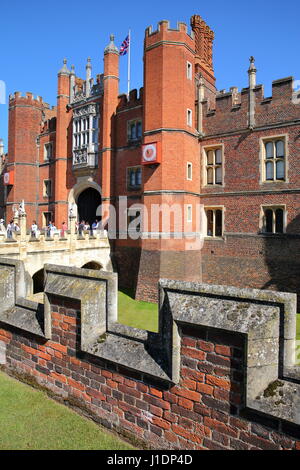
81, 261, 103, 270
32, 268, 44, 294
263, 212, 300, 308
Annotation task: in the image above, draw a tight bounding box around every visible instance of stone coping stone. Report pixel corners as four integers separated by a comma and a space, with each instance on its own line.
253, 380, 300, 424
86, 331, 170, 381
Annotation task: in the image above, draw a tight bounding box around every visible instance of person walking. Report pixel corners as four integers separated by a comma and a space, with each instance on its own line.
61, 221, 67, 237
78, 220, 85, 237
31, 220, 38, 238
6, 220, 14, 239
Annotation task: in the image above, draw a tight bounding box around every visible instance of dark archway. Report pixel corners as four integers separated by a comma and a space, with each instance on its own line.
77, 188, 102, 226
81, 261, 102, 270
32, 269, 44, 294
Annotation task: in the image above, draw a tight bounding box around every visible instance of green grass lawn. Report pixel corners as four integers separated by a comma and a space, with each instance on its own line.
0, 371, 134, 450
117, 288, 158, 332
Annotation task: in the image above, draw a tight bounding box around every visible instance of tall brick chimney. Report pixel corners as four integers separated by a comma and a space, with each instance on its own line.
191, 15, 216, 100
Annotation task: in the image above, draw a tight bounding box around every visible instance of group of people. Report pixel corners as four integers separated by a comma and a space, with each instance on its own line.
0, 217, 102, 239
76, 219, 102, 236
0, 219, 20, 239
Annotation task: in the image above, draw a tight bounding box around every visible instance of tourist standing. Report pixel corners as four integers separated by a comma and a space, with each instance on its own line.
31, 220, 38, 238
61, 221, 67, 237
6, 220, 14, 239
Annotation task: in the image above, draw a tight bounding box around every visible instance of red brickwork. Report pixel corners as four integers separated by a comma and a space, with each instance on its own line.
2, 15, 300, 304
0, 297, 299, 450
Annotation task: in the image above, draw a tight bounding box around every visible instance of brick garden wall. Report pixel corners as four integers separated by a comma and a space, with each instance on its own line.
1, 295, 299, 450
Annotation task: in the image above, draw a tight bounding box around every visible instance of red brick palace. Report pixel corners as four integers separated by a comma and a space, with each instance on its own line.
1, 14, 300, 302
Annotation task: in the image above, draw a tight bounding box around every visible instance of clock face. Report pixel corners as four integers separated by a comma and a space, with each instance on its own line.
142, 143, 157, 162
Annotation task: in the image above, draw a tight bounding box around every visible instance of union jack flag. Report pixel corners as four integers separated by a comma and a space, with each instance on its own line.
119, 35, 129, 56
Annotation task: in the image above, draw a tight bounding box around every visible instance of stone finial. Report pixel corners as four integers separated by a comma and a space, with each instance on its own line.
70, 64, 75, 75
58, 58, 70, 75
248, 56, 257, 90
104, 34, 119, 55
86, 57, 92, 69
248, 56, 257, 72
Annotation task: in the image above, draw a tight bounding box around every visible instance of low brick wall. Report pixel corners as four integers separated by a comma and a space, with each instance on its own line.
0, 260, 299, 450
0, 309, 299, 448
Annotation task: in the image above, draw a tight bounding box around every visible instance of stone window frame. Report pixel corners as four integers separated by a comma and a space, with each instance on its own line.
44, 143, 53, 161
259, 133, 289, 184
43, 179, 52, 198
73, 114, 99, 151
259, 204, 287, 234
186, 61, 192, 80
126, 166, 142, 190
186, 204, 192, 223
186, 162, 193, 181
202, 143, 225, 187
204, 205, 225, 238
127, 118, 142, 143
187, 108, 192, 127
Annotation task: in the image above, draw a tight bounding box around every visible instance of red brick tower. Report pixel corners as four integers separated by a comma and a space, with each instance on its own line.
6, 92, 45, 223
55, 59, 72, 225
135, 18, 216, 300
101, 35, 119, 223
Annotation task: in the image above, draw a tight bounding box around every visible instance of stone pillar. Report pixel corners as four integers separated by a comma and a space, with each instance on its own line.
68, 214, 77, 266
19, 212, 28, 260
19, 212, 27, 242
248, 56, 257, 129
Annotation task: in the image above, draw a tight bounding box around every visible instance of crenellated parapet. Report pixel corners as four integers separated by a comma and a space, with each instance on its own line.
9, 91, 47, 109
117, 87, 143, 111
144, 19, 195, 50
201, 76, 300, 135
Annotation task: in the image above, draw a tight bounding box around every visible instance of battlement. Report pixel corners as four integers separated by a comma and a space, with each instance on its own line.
9, 91, 46, 108
212, 76, 295, 107
145, 19, 194, 39
117, 87, 143, 111
144, 18, 195, 50
202, 76, 300, 133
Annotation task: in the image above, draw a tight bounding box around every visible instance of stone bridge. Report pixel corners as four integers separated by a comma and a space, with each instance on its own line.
0, 212, 112, 296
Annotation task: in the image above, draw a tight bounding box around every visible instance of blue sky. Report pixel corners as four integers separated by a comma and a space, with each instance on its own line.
1, 0, 300, 150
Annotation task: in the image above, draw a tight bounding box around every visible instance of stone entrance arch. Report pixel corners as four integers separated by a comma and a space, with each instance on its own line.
77, 188, 102, 226
68, 180, 102, 225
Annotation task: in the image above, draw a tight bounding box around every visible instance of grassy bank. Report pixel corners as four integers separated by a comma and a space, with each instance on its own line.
117, 288, 158, 332
0, 371, 134, 450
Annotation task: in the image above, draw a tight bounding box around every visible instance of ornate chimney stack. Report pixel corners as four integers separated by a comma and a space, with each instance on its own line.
191, 15, 214, 76
191, 15, 216, 101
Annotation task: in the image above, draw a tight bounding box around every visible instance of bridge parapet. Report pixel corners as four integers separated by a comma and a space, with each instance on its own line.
0, 211, 112, 278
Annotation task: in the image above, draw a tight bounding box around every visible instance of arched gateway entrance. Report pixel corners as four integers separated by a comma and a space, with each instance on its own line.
77, 188, 102, 226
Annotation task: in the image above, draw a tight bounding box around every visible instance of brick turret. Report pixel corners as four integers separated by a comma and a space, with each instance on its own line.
101, 35, 119, 224
135, 20, 203, 300
55, 59, 72, 225
6, 92, 45, 222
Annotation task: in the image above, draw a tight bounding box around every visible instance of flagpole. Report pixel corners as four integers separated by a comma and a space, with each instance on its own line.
127, 29, 131, 98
